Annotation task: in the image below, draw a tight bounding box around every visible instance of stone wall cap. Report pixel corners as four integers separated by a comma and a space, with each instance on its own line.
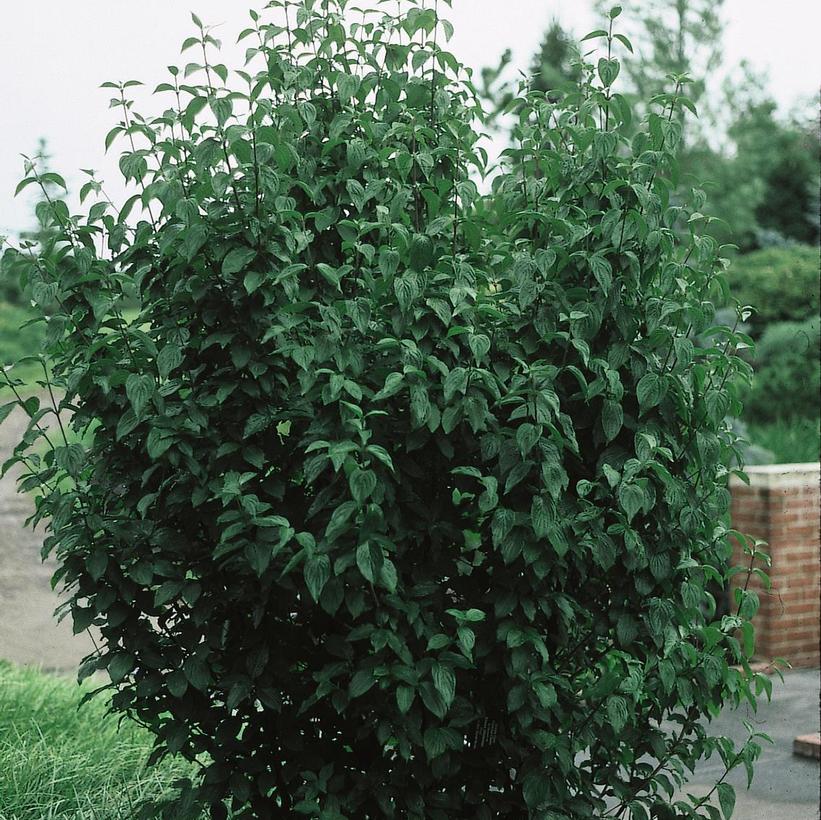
730, 462, 821, 488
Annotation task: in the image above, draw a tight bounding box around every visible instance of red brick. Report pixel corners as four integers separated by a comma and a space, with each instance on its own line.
731, 466, 820, 665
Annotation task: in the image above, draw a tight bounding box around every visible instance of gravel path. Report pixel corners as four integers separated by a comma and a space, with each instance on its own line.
0, 400, 95, 671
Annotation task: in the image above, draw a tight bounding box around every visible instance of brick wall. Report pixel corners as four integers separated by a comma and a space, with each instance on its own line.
730, 463, 820, 668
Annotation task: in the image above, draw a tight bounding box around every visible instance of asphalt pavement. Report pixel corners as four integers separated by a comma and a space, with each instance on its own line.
681, 667, 820, 819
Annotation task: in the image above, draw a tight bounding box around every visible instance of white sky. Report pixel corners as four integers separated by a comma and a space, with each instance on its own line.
0, 0, 819, 236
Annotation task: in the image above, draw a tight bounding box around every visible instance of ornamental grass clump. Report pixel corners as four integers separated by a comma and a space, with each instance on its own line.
1, 2, 771, 818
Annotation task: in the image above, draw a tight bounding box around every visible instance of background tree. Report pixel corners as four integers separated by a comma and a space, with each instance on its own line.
593, 0, 724, 142
528, 20, 581, 100
477, 20, 580, 130
0, 138, 61, 305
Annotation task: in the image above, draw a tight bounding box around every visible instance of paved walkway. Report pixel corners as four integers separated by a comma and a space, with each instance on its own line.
0, 402, 95, 671
680, 667, 820, 818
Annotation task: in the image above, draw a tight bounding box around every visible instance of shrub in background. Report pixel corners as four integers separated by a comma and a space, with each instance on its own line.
744, 318, 820, 423
726, 245, 819, 334
745, 418, 820, 465
1, 2, 770, 818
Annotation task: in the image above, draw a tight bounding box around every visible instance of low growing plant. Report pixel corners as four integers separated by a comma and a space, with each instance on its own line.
1, 2, 772, 818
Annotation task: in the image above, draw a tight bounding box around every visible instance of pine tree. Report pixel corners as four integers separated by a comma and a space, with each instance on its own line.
528, 20, 581, 100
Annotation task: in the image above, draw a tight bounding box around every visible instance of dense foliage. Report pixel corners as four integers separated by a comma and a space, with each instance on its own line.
1, 2, 771, 818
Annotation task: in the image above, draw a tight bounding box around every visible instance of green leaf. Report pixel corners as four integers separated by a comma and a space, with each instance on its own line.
108, 652, 135, 683
523, 772, 550, 808
86, 550, 107, 581
55, 444, 85, 476
469, 334, 490, 361
210, 95, 232, 126
396, 685, 415, 714
126, 373, 155, 417
531, 496, 552, 538
374, 372, 404, 400
14, 177, 38, 197
356, 541, 382, 583
409, 384, 429, 427
379, 248, 400, 279
636, 373, 664, 410
428, 634, 450, 650
601, 400, 623, 442
304, 554, 330, 603
717, 782, 736, 819
146, 428, 174, 459
0, 402, 17, 428
350, 468, 377, 504
614, 33, 633, 52
607, 695, 629, 732
348, 669, 375, 698
317, 263, 343, 290
157, 344, 182, 380
394, 273, 420, 312
619, 482, 645, 523
182, 657, 212, 691
516, 423, 541, 457
456, 626, 475, 658
492, 508, 515, 547
243, 270, 264, 294
581, 28, 609, 41
365, 445, 394, 472
432, 663, 456, 708
409, 235, 433, 270
597, 57, 620, 88
337, 72, 360, 103
379, 558, 398, 593
533, 681, 556, 709
423, 727, 452, 760
72, 607, 95, 635
443, 367, 468, 402
547, 526, 569, 558
222, 247, 256, 275
419, 683, 447, 719
346, 179, 365, 211
325, 501, 356, 542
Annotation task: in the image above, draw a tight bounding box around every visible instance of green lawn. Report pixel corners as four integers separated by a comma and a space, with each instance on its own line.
0, 661, 198, 819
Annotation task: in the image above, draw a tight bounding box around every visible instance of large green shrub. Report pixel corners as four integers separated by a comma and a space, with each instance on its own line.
745, 318, 820, 423
726, 245, 819, 333
2, 3, 769, 818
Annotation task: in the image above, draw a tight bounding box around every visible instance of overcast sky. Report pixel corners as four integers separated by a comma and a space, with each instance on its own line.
1, 0, 819, 236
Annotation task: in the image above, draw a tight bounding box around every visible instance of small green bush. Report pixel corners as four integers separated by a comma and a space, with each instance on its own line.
727, 245, 819, 333
745, 318, 820, 423
2, 3, 770, 818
